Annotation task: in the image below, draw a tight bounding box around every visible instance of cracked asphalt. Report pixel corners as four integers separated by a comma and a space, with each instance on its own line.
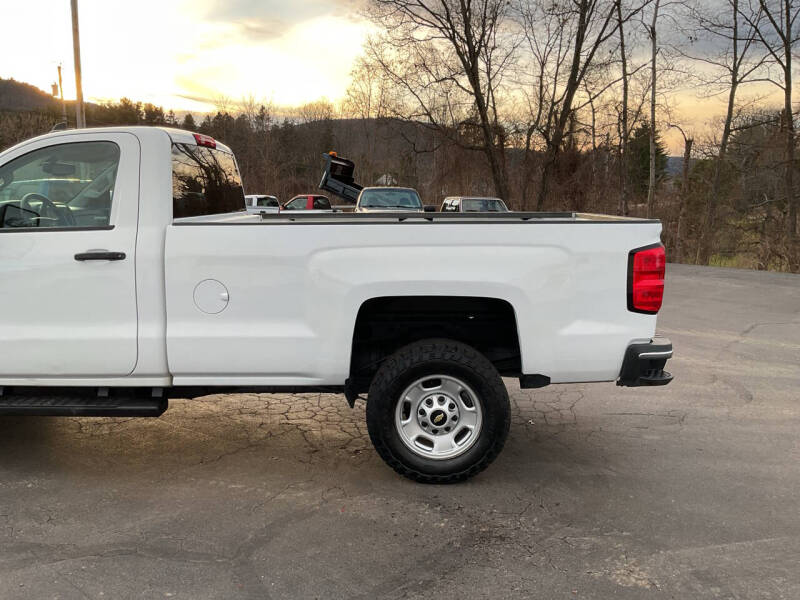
1, 263, 798, 599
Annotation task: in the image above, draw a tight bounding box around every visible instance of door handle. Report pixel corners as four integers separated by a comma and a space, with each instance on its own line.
74, 251, 126, 261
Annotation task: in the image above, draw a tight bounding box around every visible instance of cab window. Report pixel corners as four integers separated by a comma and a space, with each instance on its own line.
172, 144, 245, 218
0, 142, 120, 229
285, 197, 308, 210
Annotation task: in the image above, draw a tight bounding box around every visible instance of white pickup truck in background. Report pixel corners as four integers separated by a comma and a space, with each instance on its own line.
244, 194, 280, 214
0, 127, 673, 482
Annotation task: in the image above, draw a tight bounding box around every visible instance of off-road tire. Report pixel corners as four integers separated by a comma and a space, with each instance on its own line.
366, 338, 510, 483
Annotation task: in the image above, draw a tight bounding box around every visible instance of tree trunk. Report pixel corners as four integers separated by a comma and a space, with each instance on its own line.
469, 79, 510, 202
697, 82, 738, 264
536, 0, 593, 210
471, 75, 510, 201
646, 0, 660, 219
675, 136, 693, 263
617, 0, 629, 216
784, 0, 796, 238
697, 0, 740, 264
521, 128, 536, 210
589, 93, 598, 202
458, 4, 511, 204
482, 136, 510, 202
536, 148, 556, 211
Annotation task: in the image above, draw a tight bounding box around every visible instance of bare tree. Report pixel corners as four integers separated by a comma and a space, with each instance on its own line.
738, 0, 800, 237
342, 56, 394, 121
682, 0, 765, 262
618, 0, 631, 214
341, 57, 397, 184
517, 0, 651, 210
646, 0, 661, 218
611, 19, 654, 214
514, 0, 574, 208
363, 0, 517, 201
299, 99, 336, 124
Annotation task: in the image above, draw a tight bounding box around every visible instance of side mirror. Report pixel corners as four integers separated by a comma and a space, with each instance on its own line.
0, 203, 37, 228
423, 205, 437, 212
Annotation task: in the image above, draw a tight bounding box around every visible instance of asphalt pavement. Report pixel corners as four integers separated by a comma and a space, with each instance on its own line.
0, 263, 798, 599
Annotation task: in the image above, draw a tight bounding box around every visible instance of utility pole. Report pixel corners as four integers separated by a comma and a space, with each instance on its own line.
70, 0, 85, 128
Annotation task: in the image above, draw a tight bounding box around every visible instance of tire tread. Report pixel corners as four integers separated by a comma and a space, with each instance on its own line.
366, 339, 510, 483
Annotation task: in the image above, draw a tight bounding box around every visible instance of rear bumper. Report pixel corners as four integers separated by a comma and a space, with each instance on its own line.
617, 337, 673, 387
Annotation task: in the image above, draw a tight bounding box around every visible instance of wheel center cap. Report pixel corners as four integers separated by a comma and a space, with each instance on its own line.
429, 409, 447, 426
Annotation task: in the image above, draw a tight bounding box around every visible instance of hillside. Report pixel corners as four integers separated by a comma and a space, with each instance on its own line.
0, 78, 60, 112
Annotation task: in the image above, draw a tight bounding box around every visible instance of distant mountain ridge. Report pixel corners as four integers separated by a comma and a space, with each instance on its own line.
1, 77, 685, 174
665, 155, 694, 176
0, 78, 61, 112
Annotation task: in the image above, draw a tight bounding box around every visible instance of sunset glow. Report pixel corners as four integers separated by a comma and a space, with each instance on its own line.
1, 0, 372, 112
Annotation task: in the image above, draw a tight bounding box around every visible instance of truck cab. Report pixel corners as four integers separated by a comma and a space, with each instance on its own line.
441, 196, 509, 212
281, 194, 332, 212
355, 187, 424, 212
0, 127, 243, 383
245, 194, 280, 214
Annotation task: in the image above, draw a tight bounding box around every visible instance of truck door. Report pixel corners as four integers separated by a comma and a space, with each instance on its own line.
0, 132, 140, 378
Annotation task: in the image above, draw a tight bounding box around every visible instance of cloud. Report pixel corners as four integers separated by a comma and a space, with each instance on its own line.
171, 11, 373, 108
235, 19, 286, 40
0, 0, 371, 114
200, 0, 367, 41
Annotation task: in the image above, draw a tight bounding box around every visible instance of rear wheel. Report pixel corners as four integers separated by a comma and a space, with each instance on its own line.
366, 339, 510, 483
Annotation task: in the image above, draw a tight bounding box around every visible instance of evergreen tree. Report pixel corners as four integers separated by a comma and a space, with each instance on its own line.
198, 114, 213, 135
210, 111, 235, 141
627, 121, 668, 197
181, 113, 196, 131
143, 103, 165, 125
254, 105, 271, 136
116, 98, 143, 125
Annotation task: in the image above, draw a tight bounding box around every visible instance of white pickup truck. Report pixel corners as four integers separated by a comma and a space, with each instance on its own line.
0, 127, 673, 482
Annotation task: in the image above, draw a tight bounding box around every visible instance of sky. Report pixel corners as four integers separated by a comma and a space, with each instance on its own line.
0, 0, 372, 112
0, 0, 787, 155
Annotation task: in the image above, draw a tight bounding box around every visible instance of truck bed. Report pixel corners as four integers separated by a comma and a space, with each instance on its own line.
165, 212, 662, 387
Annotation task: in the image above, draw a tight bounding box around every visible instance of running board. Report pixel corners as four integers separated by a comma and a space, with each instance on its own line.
0, 387, 167, 417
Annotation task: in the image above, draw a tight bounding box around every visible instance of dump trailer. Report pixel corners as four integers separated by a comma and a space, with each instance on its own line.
319, 152, 363, 202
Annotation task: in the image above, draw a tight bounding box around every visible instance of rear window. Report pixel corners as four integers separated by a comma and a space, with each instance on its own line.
462, 198, 507, 212
171, 143, 245, 218
359, 189, 422, 209
313, 196, 331, 209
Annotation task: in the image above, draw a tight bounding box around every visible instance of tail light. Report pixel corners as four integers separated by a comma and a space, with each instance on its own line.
193, 133, 216, 148
628, 244, 665, 314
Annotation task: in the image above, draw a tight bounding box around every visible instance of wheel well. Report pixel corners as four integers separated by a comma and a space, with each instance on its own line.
349, 296, 521, 392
